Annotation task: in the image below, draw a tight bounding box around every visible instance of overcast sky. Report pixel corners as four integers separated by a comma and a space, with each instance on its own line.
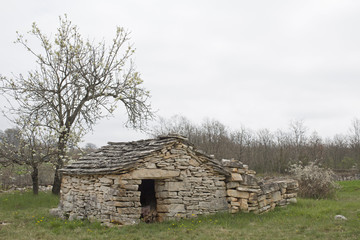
1, 0, 360, 147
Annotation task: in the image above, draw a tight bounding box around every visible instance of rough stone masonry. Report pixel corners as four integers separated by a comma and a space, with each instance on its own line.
50, 135, 298, 226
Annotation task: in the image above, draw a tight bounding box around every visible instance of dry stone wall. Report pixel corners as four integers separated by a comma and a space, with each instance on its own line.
332, 169, 360, 181
223, 160, 298, 214
60, 174, 141, 225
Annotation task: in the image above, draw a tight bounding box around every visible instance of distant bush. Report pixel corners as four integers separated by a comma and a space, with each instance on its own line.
289, 161, 339, 199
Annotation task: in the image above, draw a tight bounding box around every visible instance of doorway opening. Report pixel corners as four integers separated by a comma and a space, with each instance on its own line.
139, 179, 157, 223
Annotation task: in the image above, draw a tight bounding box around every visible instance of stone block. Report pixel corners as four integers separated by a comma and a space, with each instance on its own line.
239, 199, 249, 212
249, 193, 257, 201
157, 204, 185, 213
258, 200, 266, 208
156, 191, 178, 198
164, 182, 186, 191
186, 205, 199, 210
260, 182, 280, 194
286, 180, 299, 189
215, 189, 227, 198
231, 173, 243, 182
284, 193, 297, 199
230, 206, 239, 213
127, 179, 142, 185
99, 177, 113, 185
63, 202, 74, 212
144, 162, 157, 169
226, 182, 240, 189
170, 149, 186, 154
99, 186, 110, 193
157, 213, 168, 222
117, 207, 141, 215
189, 158, 200, 167
68, 213, 78, 221
227, 190, 250, 199
114, 179, 128, 185
49, 208, 63, 218
157, 204, 169, 212
114, 201, 134, 207
227, 197, 238, 202
272, 191, 282, 202
277, 199, 287, 206
178, 191, 192, 197
247, 206, 258, 212
215, 181, 226, 187
157, 198, 183, 204
117, 196, 139, 202
123, 185, 138, 191
242, 174, 258, 186
199, 202, 211, 209
276, 181, 288, 189
129, 169, 180, 179
237, 187, 261, 193
62, 187, 70, 194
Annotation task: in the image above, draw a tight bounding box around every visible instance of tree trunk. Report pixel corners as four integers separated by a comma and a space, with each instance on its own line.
31, 165, 39, 195
52, 131, 67, 195
52, 165, 62, 195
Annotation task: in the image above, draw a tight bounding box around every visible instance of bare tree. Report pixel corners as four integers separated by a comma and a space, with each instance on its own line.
152, 115, 197, 139
274, 130, 292, 173
84, 143, 97, 151
151, 116, 360, 173
230, 127, 251, 161
307, 131, 324, 163
348, 118, 360, 168
0, 16, 153, 194
289, 120, 308, 163
326, 134, 349, 169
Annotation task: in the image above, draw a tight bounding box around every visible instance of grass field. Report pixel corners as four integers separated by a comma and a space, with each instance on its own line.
0, 181, 359, 240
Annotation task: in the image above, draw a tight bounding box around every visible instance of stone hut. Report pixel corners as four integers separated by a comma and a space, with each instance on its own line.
53, 135, 298, 226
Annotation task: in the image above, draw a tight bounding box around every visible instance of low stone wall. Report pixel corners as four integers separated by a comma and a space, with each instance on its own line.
224, 162, 298, 214
333, 169, 360, 181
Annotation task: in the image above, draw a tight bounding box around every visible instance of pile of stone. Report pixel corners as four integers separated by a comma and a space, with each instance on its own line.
223, 159, 298, 214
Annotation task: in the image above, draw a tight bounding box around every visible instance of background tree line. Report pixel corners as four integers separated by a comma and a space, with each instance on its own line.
152, 115, 360, 174
1, 115, 359, 192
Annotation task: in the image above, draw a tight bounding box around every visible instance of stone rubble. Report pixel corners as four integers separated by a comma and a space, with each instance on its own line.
223, 159, 298, 214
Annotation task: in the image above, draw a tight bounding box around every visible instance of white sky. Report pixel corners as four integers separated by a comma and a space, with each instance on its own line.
1, 0, 360, 147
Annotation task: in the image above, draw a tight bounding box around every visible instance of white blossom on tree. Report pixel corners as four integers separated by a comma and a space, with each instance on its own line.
0, 15, 153, 194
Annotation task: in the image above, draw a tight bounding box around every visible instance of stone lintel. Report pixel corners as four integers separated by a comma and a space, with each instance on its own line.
124, 169, 180, 179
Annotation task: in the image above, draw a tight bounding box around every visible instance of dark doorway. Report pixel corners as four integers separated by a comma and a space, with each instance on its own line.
139, 179, 157, 223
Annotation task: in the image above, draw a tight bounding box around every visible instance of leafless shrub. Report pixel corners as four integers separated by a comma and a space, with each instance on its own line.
289, 161, 340, 199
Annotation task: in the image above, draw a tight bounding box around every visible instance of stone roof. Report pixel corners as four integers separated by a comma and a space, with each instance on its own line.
60, 134, 229, 176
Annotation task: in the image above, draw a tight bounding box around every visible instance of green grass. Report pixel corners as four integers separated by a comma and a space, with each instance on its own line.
0, 181, 360, 240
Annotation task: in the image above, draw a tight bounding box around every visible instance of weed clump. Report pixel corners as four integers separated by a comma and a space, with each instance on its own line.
289, 161, 339, 199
